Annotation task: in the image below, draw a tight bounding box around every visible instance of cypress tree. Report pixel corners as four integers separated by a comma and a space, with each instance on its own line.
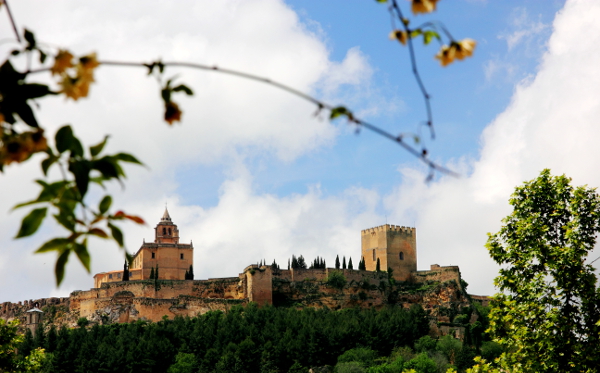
335, 255, 340, 269
123, 261, 129, 281
150, 267, 155, 280
155, 264, 159, 279
291, 255, 299, 269
342, 256, 346, 269
348, 257, 353, 270
376, 258, 381, 272
189, 264, 194, 279
288, 259, 290, 270
359, 257, 366, 271
185, 270, 189, 280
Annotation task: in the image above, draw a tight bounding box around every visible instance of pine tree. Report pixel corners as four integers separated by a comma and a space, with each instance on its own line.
297, 255, 307, 269
376, 258, 381, 272
150, 267, 155, 280
123, 261, 129, 281
189, 264, 194, 279
348, 257, 353, 270
342, 256, 346, 269
335, 255, 340, 269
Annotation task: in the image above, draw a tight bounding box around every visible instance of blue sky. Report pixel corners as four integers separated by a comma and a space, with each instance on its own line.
4, 0, 600, 302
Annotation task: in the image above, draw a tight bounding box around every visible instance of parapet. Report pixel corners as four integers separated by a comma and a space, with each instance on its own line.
361, 224, 415, 235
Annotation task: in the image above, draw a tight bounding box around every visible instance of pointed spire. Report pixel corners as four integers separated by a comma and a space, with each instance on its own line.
161, 206, 172, 222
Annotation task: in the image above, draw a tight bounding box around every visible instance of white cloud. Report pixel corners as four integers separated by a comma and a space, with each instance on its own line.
0, 0, 377, 301
385, 0, 600, 296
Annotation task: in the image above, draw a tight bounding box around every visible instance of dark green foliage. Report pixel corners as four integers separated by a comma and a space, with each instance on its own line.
327, 271, 347, 290
404, 353, 437, 373
189, 265, 194, 280
290, 255, 307, 270
310, 256, 326, 269
335, 255, 340, 269
337, 348, 377, 367
414, 335, 436, 353
358, 257, 366, 271
23, 304, 430, 373
150, 267, 155, 280
375, 258, 380, 272
347, 257, 353, 270
342, 256, 346, 269
155, 264, 159, 279
123, 260, 130, 281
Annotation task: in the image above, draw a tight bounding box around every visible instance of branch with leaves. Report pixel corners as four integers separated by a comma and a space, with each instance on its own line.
0, 0, 475, 285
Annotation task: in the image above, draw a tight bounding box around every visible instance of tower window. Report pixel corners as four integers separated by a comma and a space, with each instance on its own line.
152, 252, 155, 259
180, 253, 184, 260
399, 252, 404, 260
168, 228, 172, 235
372, 249, 376, 261
163, 228, 166, 235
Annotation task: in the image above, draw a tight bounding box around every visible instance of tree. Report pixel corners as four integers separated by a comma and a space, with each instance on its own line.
359, 257, 366, 271
150, 267, 155, 280
342, 256, 346, 269
155, 264, 159, 280
486, 169, 600, 372
123, 260, 129, 281
375, 258, 380, 272
348, 257, 353, 270
335, 255, 340, 269
188, 264, 194, 280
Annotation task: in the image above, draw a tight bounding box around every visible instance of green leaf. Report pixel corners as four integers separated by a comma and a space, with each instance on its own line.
161, 87, 171, 103
21, 83, 52, 99
39, 51, 47, 64
68, 160, 91, 198
55, 125, 75, 154
410, 29, 422, 38
14, 102, 39, 128
55, 250, 70, 286
92, 158, 120, 179
99, 195, 112, 214
15, 208, 47, 238
74, 242, 91, 273
423, 30, 440, 45
329, 106, 351, 120
41, 154, 58, 176
108, 223, 124, 247
89, 135, 109, 157
54, 212, 75, 231
36, 238, 70, 253
173, 84, 194, 96
113, 153, 143, 165
24, 29, 36, 49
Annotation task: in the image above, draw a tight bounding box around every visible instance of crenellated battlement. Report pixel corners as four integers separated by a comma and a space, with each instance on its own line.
361, 224, 415, 235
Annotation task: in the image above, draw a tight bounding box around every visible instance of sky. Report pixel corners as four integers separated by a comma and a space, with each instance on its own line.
2, 0, 599, 303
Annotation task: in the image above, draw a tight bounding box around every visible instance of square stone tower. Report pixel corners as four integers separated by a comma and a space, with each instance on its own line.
361, 224, 416, 281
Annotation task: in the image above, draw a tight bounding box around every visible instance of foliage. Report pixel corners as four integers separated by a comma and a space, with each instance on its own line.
336, 255, 341, 269
168, 352, 197, 373
337, 348, 378, 368
348, 257, 353, 270
290, 255, 307, 270
327, 270, 347, 290
414, 336, 436, 353
1, 319, 48, 372
486, 169, 600, 372
359, 257, 366, 271
21, 304, 430, 373
376, 258, 381, 272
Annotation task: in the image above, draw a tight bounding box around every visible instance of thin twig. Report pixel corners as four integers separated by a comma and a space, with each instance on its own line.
98, 60, 457, 177
2, 0, 21, 43
390, 0, 434, 139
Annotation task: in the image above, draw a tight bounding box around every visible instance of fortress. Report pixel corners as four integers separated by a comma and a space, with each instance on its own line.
2, 209, 486, 335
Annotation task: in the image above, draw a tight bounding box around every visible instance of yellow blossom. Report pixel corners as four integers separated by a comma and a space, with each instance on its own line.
164, 101, 182, 125
389, 30, 408, 45
50, 50, 74, 76
455, 38, 476, 60
57, 52, 99, 100
435, 44, 456, 67
412, 0, 439, 15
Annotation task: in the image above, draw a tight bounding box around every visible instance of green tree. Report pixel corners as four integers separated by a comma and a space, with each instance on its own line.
359, 257, 366, 271
168, 352, 197, 373
348, 257, 353, 270
486, 169, 600, 372
189, 264, 194, 279
327, 270, 347, 290
150, 266, 155, 280
342, 256, 347, 269
375, 258, 380, 272
335, 255, 340, 269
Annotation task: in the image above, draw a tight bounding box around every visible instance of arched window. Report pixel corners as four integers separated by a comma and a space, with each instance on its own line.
399, 252, 404, 260
162, 227, 166, 235
372, 249, 376, 261
168, 228, 172, 235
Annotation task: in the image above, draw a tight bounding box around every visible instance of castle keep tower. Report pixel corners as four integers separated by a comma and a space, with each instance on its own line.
361, 225, 416, 281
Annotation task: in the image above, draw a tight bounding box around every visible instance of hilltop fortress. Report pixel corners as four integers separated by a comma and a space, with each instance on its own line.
2, 210, 486, 334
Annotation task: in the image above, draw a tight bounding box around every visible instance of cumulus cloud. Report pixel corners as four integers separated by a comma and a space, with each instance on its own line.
385, 0, 600, 295
0, 0, 376, 301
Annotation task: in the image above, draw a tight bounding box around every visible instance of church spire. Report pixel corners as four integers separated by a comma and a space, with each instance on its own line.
161, 207, 172, 222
